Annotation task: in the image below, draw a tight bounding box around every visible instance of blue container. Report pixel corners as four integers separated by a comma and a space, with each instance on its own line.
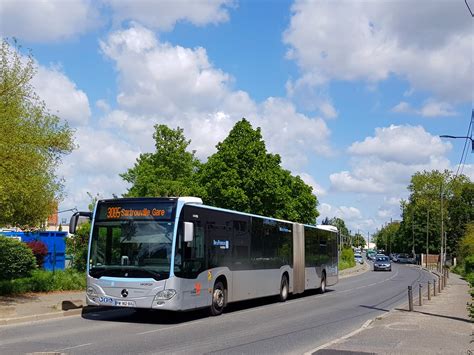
0, 231, 67, 271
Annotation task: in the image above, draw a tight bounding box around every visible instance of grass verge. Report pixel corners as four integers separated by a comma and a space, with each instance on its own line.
0, 269, 86, 296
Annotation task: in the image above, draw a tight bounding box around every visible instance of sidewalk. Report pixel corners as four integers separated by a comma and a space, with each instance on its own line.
0, 290, 85, 325
315, 272, 473, 355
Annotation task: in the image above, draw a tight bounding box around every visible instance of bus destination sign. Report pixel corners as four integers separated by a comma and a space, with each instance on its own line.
96, 202, 175, 221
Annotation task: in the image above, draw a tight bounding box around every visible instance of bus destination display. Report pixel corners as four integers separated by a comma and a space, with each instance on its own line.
96, 202, 175, 221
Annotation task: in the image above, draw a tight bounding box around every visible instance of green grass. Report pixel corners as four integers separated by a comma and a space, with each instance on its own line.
0, 269, 86, 295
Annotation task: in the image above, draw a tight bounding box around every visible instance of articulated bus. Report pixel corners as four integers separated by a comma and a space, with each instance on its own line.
70, 197, 338, 315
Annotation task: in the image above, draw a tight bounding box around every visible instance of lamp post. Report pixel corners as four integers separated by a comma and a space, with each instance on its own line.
439, 135, 474, 152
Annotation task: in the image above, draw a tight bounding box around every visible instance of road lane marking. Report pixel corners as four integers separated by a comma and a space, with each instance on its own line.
54, 342, 93, 351
136, 319, 207, 335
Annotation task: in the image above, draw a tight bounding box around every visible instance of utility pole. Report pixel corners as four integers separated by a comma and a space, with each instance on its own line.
440, 182, 444, 271
426, 209, 429, 268
412, 210, 415, 256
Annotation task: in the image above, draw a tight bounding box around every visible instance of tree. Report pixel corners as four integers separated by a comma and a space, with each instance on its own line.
373, 222, 400, 254
0, 39, 74, 229
121, 124, 201, 197
398, 170, 473, 256
198, 118, 319, 224
352, 233, 366, 249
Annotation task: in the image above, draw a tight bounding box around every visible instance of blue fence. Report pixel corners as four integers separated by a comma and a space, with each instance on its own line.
0, 231, 67, 271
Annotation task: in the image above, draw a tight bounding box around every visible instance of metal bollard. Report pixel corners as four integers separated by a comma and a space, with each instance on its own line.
438, 275, 442, 293
418, 284, 422, 306
408, 286, 413, 311
433, 279, 437, 296
427, 281, 431, 300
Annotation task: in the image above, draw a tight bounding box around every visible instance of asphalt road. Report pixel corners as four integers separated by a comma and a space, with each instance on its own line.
0, 263, 433, 355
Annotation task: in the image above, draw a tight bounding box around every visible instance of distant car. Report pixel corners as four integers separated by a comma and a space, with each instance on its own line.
354, 254, 364, 264
397, 253, 415, 264
390, 253, 399, 262
374, 256, 391, 271
367, 252, 376, 260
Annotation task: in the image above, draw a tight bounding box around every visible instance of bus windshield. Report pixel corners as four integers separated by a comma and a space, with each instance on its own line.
89, 220, 175, 281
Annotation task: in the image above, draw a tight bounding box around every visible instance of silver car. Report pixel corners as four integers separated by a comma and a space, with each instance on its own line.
374, 256, 391, 271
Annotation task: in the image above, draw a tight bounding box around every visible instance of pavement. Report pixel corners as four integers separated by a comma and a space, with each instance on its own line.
313, 270, 474, 355
0, 265, 472, 355
0, 290, 85, 325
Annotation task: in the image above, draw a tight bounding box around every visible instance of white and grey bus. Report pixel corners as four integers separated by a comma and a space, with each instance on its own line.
70, 197, 338, 315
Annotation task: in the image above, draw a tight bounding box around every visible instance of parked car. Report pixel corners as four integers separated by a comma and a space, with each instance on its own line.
374, 256, 391, 271
397, 253, 415, 264
354, 254, 364, 264
390, 253, 399, 262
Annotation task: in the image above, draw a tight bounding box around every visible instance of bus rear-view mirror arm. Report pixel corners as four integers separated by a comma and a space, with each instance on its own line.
69, 211, 93, 234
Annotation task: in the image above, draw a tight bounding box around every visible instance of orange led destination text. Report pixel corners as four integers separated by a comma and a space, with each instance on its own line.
106, 207, 166, 219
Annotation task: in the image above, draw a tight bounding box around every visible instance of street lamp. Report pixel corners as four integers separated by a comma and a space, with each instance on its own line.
439, 135, 474, 152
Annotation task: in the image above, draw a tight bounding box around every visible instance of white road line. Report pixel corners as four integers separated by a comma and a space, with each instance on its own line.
54, 342, 93, 351
136, 319, 206, 335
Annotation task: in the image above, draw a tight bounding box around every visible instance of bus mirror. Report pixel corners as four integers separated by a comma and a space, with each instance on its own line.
184, 222, 194, 242
69, 211, 92, 234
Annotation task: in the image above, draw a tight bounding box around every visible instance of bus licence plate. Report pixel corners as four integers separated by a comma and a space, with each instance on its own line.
115, 300, 135, 307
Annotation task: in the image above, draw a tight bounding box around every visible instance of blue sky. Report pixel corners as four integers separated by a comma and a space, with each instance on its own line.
1, 0, 472, 234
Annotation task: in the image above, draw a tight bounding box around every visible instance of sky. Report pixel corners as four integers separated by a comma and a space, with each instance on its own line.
1, 0, 473, 235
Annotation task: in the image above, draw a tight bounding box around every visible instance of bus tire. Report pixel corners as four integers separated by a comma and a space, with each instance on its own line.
279, 275, 289, 302
210, 280, 225, 316
318, 272, 326, 294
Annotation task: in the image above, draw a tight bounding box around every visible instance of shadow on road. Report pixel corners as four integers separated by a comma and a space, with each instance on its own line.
81, 288, 334, 325
394, 308, 472, 324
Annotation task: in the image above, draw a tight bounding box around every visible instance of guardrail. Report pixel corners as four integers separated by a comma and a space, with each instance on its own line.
407, 266, 449, 311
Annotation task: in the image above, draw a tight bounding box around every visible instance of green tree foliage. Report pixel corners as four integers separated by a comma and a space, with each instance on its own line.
121, 124, 201, 197
66, 221, 90, 272
0, 236, 36, 280
352, 233, 366, 248
458, 222, 474, 261
373, 222, 400, 254
198, 118, 319, 224
66, 192, 97, 272
397, 170, 473, 255
0, 39, 75, 229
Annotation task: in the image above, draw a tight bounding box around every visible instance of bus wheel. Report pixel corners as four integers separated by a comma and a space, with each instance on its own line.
279, 275, 289, 302
210, 281, 225, 316
318, 272, 326, 294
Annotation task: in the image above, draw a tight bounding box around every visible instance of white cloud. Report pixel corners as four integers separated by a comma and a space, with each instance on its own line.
391, 100, 457, 117
330, 125, 453, 194
419, 101, 457, 117
66, 127, 140, 175
329, 171, 385, 194
32, 65, 91, 126
105, 0, 234, 31
348, 125, 451, 165
283, 0, 472, 103
298, 173, 326, 197
318, 202, 371, 233
0, 0, 100, 42
99, 25, 333, 169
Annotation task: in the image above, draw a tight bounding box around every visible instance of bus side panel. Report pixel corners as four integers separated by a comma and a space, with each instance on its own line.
305, 267, 319, 290
292, 223, 305, 294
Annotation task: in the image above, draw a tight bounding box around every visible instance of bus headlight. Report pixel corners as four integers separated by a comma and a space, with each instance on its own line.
154, 289, 176, 301
87, 286, 98, 297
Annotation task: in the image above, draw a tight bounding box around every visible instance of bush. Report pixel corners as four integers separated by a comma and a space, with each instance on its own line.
0, 269, 86, 295
66, 222, 90, 272
0, 236, 37, 280
464, 255, 474, 275
339, 247, 356, 271
26, 240, 48, 268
